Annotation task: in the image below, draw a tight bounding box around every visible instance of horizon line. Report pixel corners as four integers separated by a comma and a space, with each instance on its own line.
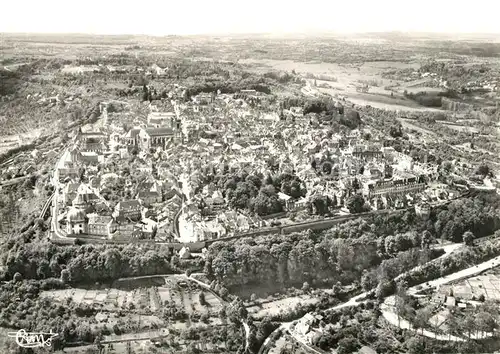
3, 30, 500, 38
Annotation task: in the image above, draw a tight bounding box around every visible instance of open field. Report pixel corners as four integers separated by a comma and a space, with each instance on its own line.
241, 57, 452, 112
397, 118, 438, 137
40, 275, 224, 317
0, 129, 43, 154
438, 274, 500, 301
441, 123, 479, 133
246, 294, 320, 320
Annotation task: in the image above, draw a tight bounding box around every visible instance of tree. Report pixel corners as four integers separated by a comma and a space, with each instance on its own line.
302, 281, 310, 292
395, 294, 408, 327
352, 178, 361, 191
199, 292, 206, 306
332, 281, 342, 295
94, 333, 104, 354
414, 307, 431, 335
347, 194, 366, 214
421, 230, 433, 249
476, 164, 491, 178
60, 269, 71, 284
461, 312, 476, 339
406, 337, 425, 354
13, 272, 22, 282
337, 336, 359, 354
446, 310, 459, 339
389, 124, 403, 138
475, 311, 496, 337
361, 271, 377, 291
463, 231, 475, 246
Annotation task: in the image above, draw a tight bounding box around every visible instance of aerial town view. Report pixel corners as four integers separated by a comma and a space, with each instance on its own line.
1, 2, 500, 354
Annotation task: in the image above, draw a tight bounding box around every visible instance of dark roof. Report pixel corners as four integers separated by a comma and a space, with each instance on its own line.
125, 129, 141, 139
145, 128, 174, 137
116, 200, 141, 211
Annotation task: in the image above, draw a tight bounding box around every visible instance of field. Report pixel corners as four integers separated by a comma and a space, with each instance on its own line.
60, 335, 231, 354
246, 294, 320, 320
268, 333, 310, 354
441, 123, 479, 133
41, 275, 222, 313
438, 274, 500, 301
241, 57, 447, 112
40, 274, 225, 338
0, 130, 43, 154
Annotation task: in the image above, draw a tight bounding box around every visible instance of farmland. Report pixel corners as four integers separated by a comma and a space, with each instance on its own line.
39, 274, 225, 342
41, 275, 222, 314
438, 274, 500, 301
246, 294, 320, 320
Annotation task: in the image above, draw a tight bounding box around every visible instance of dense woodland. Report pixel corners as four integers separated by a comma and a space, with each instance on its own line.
199, 169, 307, 216
204, 193, 500, 296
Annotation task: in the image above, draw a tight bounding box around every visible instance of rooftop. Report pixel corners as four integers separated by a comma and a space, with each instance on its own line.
145, 128, 175, 137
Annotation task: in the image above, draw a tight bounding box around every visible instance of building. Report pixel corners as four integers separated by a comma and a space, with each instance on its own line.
113, 200, 142, 222
365, 173, 426, 198
56, 147, 83, 181
415, 203, 431, 219
63, 182, 80, 206
277, 192, 295, 210
352, 144, 383, 160
138, 128, 176, 150
192, 92, 214, 105
123, 128, 141, 146
179, 246, 191, 259
147, 112, 177, 128
87, 214, 117, 237
357, 347, 378, 354
76, 131, 108, 152
151, 64, 168, 76
137, 189, 162, 206
66, 194, 89, 235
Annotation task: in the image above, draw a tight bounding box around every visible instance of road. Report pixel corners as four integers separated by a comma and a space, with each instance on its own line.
382, 250, 500, 341
49, 149, 73, 243
39, 193, 54, 219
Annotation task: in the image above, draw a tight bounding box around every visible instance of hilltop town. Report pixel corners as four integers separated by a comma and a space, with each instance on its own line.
1, 33, 500, 354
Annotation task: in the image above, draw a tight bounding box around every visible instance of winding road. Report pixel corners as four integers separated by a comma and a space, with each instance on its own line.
258, 242, 489, 353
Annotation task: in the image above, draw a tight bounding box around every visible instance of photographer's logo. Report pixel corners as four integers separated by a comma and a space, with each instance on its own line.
8, 329, 58, 348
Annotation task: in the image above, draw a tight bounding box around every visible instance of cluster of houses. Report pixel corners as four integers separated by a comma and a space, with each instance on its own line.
53, 102, 185, 241
51, 84, 467, 243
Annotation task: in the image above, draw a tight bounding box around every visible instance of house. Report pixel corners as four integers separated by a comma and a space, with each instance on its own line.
445, 296, 457, 308
151, 64, 168, 76
76, 131, 107, 152
63, 183, 80, 206
179, 247, 191, 259
147, 112, 177, 128
75, 184, 100, 205
204, 191, 225, 213
123, 128, 141, 146
192, 93, 213, 105
277, 192, 295, 210
113, 200, 142, 222
66, 206, 87, 235
87, 214, 117, 237
111, 223, 143, 240
137, 189, 162, 206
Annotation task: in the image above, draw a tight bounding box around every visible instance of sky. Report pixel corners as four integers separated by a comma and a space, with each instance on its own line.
2, 0, 500, 35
